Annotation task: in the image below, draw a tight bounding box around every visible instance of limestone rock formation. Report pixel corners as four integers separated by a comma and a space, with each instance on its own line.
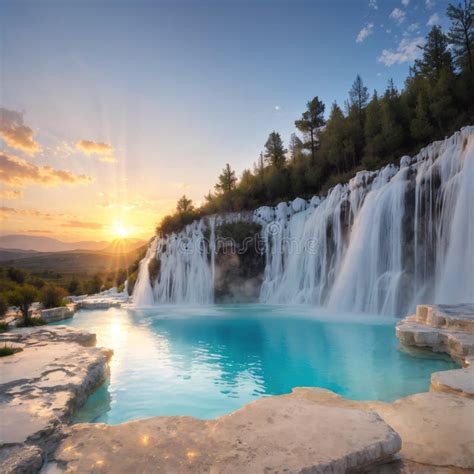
46, 393, 401, 473
0, 327, 112, 472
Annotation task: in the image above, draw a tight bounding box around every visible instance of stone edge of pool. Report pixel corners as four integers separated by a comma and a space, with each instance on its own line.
0, 304, 472, 473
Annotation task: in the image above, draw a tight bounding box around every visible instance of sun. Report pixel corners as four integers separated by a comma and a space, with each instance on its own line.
110, 219, 130, 240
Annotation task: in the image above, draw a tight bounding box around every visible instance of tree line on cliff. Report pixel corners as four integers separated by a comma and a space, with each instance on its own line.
158, 1, 473, 236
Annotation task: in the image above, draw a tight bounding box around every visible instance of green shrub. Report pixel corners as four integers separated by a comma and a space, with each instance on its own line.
216, 222, 262, 245
7, 267, 26, 284
0, 321, 8, 333
85, 274, 103, 294
5, 285, 39, 327
67, 278, 82, 295
0, 294, 7, 318
40, 284, 67, 309
0, 345, 15, 357
27, 276, 45, 289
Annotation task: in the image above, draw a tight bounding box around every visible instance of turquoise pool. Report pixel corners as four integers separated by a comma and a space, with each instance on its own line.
56, 305, 458, 424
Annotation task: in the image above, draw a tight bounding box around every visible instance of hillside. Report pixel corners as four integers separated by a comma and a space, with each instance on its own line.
0, 235, 145, 253
1, 247, 146, 275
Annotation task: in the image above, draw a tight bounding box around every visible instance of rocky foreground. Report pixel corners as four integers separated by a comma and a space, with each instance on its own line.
0, 327, 112, 472
0, 304, 473, 473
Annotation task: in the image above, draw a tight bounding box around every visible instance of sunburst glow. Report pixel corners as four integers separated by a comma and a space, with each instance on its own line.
110, 220, 131, 239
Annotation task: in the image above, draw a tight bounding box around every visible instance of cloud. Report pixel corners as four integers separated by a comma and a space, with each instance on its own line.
357, 22, 374, 43
98, 155, 117, 163
378, 36, 425, 66
369, 0, 378, 10
0, 206, 54, 220
0, 188, 23, 200
407, 23, 420, 33
26, 229, 54, 234
61, 220, 103, 230
401, 0, 410, 6
427, 13, 440, 26
51, 141, 75, 158
0, 153, 92, 187
425, 0, 435, 9
0, 108, 41, 155
76, 139, 117, 163
390, 8, 406, 23
173, 182, 191, 190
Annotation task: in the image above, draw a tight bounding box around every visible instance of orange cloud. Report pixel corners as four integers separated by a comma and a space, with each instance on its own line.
61, 220, 103, 230
26, 229, 54, 234
0, 108, 41, 154
0, 153, 92, 187
0, 188, 23, 199
0, 206, 54, 220
76, 139, 117, 163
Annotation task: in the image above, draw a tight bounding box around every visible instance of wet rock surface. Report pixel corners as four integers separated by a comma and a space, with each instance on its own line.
39, 306, 75, 324
287, 388, 474, 472
0, 327, 112, 473
46, 392, 401, 473
397, 304, 474, 398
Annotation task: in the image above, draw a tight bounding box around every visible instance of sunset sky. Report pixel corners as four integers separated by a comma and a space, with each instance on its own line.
1, 0, 450, 241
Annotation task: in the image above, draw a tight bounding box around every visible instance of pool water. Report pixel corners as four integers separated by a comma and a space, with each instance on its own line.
56, 305, 458, 424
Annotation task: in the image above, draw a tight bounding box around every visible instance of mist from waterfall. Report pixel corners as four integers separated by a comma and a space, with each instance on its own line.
133, 127, 474, 315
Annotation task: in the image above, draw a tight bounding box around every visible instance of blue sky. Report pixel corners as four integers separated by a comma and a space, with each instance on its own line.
0, 0, 451, 239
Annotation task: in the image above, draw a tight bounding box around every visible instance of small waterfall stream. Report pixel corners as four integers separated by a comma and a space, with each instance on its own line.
133, 127, 474, 315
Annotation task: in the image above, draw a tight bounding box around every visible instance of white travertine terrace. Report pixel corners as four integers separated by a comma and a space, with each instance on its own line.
397, 303, 474, 399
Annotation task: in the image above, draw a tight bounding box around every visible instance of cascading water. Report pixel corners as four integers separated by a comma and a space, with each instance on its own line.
133, 217, 217, 304
134, 127, 474, 315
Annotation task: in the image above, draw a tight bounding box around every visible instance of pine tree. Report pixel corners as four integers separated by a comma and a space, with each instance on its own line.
264, 131, 287, 169
413, 26, 454, 79
295, 97, 325, 163
349, 75, 369, 128
447, 0, 474, 73
215, 163, 237, 194
410, 91, 434, 142
430, 68, 458, 134
176, 195, 193, 214
322, 102, 348, 173
381, 80, 405, 155
288, 133, 304, 162
364, 91, 385, 165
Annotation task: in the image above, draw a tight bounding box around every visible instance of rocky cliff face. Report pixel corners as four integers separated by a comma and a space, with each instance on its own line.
213, 222, 265, 303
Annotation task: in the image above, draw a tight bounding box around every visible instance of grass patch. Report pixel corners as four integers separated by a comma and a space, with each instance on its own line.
16, 316, 47, 328
0, 344, 15, 357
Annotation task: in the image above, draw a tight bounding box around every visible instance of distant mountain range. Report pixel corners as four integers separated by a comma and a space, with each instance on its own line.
0, 234, 146, 253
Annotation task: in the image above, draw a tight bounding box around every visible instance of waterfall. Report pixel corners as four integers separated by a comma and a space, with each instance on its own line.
134, 127, 474, 315
132, 237, 157, 306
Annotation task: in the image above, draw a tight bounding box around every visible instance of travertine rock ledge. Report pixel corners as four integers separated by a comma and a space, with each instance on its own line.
0, 327, 112, 473
43, 387, 474, 473
287, 388, 474, 471
397, 304, 474, 399
46, 392, 401, 474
